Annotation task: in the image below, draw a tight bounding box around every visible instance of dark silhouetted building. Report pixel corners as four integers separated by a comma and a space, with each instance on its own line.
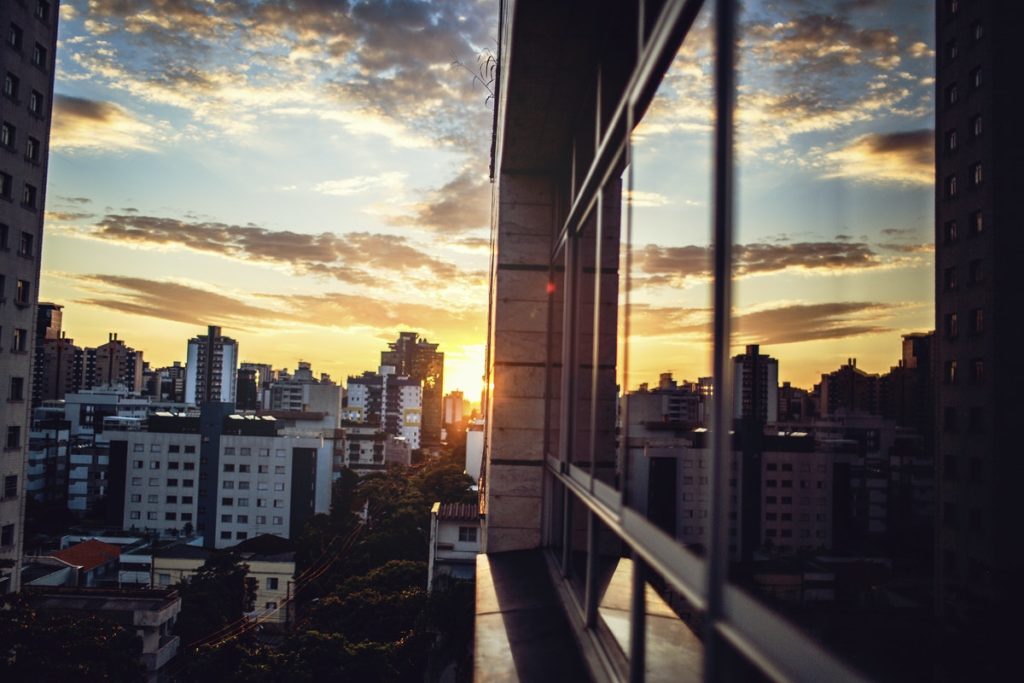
380, 332, 443, 446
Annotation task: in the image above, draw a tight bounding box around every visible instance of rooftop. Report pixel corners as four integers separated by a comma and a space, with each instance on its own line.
51, 539, 121, 572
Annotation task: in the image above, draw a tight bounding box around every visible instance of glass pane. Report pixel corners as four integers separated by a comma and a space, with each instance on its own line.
733, 1, 935, 679
622, 4, 715, 553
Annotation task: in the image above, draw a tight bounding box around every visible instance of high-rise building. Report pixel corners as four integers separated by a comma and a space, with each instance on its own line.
935, 0, 1024, 623
87, 332, 144, 394
733, 344, 779, 425
31, 302, 61, 408
816, 358, 880, 416
0, 0, 60, 593
185, 325, 238, 405
380, 332, 443, 446
266, 362, 343, 425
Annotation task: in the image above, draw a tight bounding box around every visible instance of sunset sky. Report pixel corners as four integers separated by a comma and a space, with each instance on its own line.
40, 0, 935, 400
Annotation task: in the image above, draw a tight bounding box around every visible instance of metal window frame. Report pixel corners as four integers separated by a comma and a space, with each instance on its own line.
539, 1, 870, 681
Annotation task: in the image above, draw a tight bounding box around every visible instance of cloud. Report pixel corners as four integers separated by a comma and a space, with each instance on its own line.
51, 94, 161, 152
626, 190, 672, 208
627, 301, 896, 345
72, 0, 498, 153
73, 274, 485, 340
65, 213, 481, 288
313, 172, 406, 197
387, 165, 490, 233
824, 129, 933, 185
632, 240, 887, 286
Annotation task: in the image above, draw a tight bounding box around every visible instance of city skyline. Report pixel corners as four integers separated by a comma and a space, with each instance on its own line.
39, 0, 934, 397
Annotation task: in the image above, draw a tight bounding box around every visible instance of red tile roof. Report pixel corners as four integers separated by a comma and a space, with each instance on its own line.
436, 502, 479, 522
52, 539, 121, 572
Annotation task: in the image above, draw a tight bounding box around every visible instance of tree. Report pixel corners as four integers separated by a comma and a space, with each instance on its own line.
0, 596, 146, 682
174, 552, 257, 647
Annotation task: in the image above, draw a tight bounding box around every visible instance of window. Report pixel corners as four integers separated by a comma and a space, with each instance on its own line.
183, 496, 193, 504
238, 481, 250, 490
169, 444, 180, 453
945, 174, 958, 198
29, 90, 43, 115
236, 532, 248, 540
0, 223, 7, 249
973, 22, 983, 41
224, 447, 235, 455
1, 121, 13, 148
1, 172, 11, 198
131, 477, 142, 486
971, 114, 982, 139
9, 376, 24, 401
240, 447, 251, 456
130, 494, 142, 503
276, 449, 286, 458
944, 267, 957, 292
945, 129, 957, 153
459, 526, 478, 543
167, 495, 178, 504
223, 463, 235, 472
220, 531, 231, 540
8, 24, 23, 50
36, 1, 51, 21
971, 163, 983, 187
167, 478, 178, 487
222, 497, 233, 506
147, 494, 159, 504
257, 482, 268, 491
168, 461, 180, 470
272, 516, 283, 525
266, 577, 279, 590
273, 482, 285, 491
970, 67, 982, 90
945, 360, 958, 385
259, 448, 270, 457
183, 479, 194, 487
972, 359, 985, 383
238, 464, 250, 473
256, 515, 267, 524
3, 73, 17, 99
18, 233, 32, 260
147, 511, 158, 520
273, 499, 284, 508
133, 443, 145, 453
237, 498, 249, 507
944, 407, 958, 433
945, 39, 957, 62
970, 210, 983, 235
32, 43, 47, 69
6, 426, 20, 450
183, 462, 195, 470
236, 515, 248, 523
3, 475, 16, 498
221, 514, 233, 523
165, 512, 177, 521
222, 480, 235, 489
184, 445, 196, 453
148, 477, 159, 486
150, 460, 161, 469
946, 312, 959, 339
971, 308, 985, 334
949, 0, 959, 15
274, 465, 286, 474
129, 511, 140, 521
946, 83, 958, 106
969, 259, 984, 285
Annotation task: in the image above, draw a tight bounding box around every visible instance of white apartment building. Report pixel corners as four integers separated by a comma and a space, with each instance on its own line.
184, 325, 238, 405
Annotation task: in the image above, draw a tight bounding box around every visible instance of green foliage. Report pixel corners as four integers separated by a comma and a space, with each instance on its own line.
174, 551, 257, 646
0, 596, 146, 682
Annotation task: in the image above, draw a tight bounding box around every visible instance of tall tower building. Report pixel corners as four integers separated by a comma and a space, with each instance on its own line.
185, 325, 239, 405
89, 332, 144, 393
935, 1, 1024, 621
732, 344, 779, 425
0, 0, 60, 592
31, 301, 62, 407
380, 332, 443, 447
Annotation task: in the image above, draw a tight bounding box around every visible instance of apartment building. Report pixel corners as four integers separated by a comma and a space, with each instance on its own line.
113, 405, 330, 549
0, 0, 59, 593
185, 325, 238, 405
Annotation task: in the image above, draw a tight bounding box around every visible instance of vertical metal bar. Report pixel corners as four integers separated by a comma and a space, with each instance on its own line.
589, 190, 604, 491
584, 511, 598, 627
562, 484, 572, 577
628, 552, 647, 683
705, 0, 737, 681
619, 106, 635, 508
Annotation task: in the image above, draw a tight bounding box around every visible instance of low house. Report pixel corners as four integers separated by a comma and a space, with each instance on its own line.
428, 501, 481, 591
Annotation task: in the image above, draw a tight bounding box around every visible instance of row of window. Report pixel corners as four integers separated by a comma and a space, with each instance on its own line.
223, 446, 286, 457
944, 163, 984, 199
765, 495, 827, 506
944, 114, 983, 155
942, 406, 986, 434
765, 511, 828, 522
765, 479, 825, 490
945, 67, 983, 107
943, 211, 984, 244
130, 476, 195, 487
0, 275, 32, 306
765, 462, 828, 473
222, 480, 287, 491
0, 223, 35, 255
129, 510, 195, 522
132, 459, 196, 470
943, 21, 984, 64
942, 260, 986, 290
223, 463, 287, 474
6, 24, 49, 69
220, 497, 285, 508
943, 358, 986, 385
131, 442, 196, 453
943, 308, 985, 338
765, 528, 827, 539
130, 494, 195, 505
0, 121, 40, 162
0, 172, 39, 208
221, 514, 284, 526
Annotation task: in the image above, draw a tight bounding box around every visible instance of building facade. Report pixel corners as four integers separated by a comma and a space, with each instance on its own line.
0, 0, 59, 593
380, 332, 443, 446
185, 325, 238, 405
